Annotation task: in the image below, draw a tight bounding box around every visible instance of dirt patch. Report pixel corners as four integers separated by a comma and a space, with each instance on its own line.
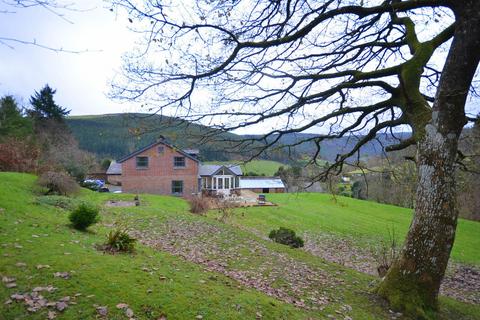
105, 200, 137, 207
130, 218, 344, 311
302, 232, 480, 305
303, 233, 375, 275
441, 265, 480, 304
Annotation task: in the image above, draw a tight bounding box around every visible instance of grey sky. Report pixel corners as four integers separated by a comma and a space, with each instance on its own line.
0, 0, 137, 115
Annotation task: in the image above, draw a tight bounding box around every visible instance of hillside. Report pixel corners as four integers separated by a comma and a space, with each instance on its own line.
66, 114, 250, 161
249, 132, 412, 162
65, 113, 401, 163
1, 172, 479, 319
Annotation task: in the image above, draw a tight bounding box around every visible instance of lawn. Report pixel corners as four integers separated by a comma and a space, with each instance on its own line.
219, 192, 480, 266
205, 160, 286, 176
1, 172, 479, 319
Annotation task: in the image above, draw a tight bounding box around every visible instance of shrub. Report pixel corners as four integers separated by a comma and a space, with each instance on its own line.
268, 227, 304, 248
217, 200, 236, 223
69, 203, 99, 230
189, 196, 210, 215
37, 171, 79, 196
105, 228, 136, 252
370, 227, 399, 277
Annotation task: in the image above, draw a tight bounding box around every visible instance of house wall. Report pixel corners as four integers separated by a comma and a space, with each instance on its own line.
107, 174, 122, 186
121, 144, 199, 197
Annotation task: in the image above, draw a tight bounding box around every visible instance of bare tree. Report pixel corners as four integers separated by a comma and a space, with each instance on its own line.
0, 0, 90, 53
110, 0, 480, 316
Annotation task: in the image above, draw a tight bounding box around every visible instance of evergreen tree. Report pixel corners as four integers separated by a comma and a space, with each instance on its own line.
29, 85, 70, 121
0, 95, 32, 140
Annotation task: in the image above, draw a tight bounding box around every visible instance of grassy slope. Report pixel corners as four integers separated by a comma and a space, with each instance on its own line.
221, 193, 480, 266
205, 160, 286, 176
1, 173, 479, 319
0, 173, 314, 320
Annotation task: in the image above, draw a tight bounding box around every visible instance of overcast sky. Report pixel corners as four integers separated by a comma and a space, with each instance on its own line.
0, 1, 477, 125
0, 0, 138, 115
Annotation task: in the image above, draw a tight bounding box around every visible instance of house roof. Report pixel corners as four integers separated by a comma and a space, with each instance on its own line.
117, 140, 200, 163
199, 164, 242, 176
239, 177, 285, 189
106, 161, 122, 175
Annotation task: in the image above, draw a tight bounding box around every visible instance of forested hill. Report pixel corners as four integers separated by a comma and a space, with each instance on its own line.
66, 113, 247, 161
66, 113, 409, 162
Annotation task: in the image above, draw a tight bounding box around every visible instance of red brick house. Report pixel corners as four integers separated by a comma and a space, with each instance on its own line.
112, 139, 285, 197
117, 140, 201, 197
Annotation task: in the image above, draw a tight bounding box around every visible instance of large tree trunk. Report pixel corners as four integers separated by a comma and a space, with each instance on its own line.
377, 2, 480, 318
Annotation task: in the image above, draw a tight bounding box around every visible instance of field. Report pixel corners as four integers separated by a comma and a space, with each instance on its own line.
205, 160, 286, 176
1, 172, 479, 319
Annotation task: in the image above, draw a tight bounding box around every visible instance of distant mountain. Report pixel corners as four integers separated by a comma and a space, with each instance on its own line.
66, 113, 410, 163
256, 132, 412, 162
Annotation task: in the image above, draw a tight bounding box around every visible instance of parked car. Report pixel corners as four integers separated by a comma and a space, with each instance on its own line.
82, 179, 105, 192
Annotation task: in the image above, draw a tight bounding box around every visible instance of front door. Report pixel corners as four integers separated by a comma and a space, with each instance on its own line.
215, 175, 232, 195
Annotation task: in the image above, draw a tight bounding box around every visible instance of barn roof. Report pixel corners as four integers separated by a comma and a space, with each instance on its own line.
239, 177, 285, 189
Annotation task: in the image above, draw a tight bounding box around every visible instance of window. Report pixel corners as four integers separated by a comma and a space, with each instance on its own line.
174, 156, 186, 168
171, 180, 183, 194
158, 146, 164, 154
136, 156, 149, 169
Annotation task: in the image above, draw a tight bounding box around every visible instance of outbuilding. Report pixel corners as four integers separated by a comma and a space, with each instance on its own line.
239, 176, 286, 193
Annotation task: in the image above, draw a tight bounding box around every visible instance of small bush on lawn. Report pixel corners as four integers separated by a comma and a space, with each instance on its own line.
105, 228, 136, 252
189, 196, 210, 215
268, 227, 304, 248
37, 171, 79, 196
69, 203, 99, 230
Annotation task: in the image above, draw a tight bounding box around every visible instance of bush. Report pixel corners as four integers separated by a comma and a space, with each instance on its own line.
370, 227, 399, 277
69, 203, 99, 230
268, 227, 304, 248
37, 171, 79, 196
217, 200, 236, 223
189, 196, 210, 215
105, 228, 136, 252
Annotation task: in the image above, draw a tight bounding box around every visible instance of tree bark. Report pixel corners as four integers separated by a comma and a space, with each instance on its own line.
377, 2, 480, 318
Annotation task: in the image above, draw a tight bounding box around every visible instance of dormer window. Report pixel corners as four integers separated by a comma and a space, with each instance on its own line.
174, 156, 186, 168
136, 156, 149, 169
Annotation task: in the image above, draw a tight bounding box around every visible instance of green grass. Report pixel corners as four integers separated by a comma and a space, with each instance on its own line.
1, 172, 479, 320
0, 173, 315, 319
219, 193, 480, 266
205, 160, 286, 176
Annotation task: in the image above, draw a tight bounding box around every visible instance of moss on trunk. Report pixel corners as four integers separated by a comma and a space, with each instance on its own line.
377, 264, 437, 319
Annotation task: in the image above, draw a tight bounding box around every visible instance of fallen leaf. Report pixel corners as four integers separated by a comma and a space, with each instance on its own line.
55, 301, 68, 311
96, 306, 108, 316
2, 276, 15, 283
125, 308, 134, 317
53, 272, 70, 279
